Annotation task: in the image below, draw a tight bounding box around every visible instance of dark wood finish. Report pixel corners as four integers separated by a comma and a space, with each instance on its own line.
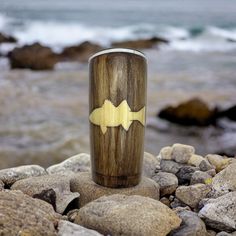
89, 50, 147, 188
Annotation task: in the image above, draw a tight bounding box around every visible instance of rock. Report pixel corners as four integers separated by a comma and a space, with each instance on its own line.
8, 43, 58, 70
160, 160, 185, 174
176, 166, 199, 185
143, 152, 160, 178
0, 180, 4, 190
176, 184, 211, 208
207, 230, 217, 236
60, 41, 102, 62
172, 143, 195, 164
199, 159, 214, 171
169, 210, 208, 236
207, 169, 217, 177
158, 98, 216, 126
152, 172, 178, 196
170, 198, 188, 209
47, 153, 90, 174
0, 32, 17, 43
70, 172, 160, 207
57, 220, 102, 236
111, 36, 168, 49
0, 190, 60, 236
206, 154, 231, 172
199, 192, 236, 232
11, 174, 79, 214
74, 194, 181, 236
188, 154, 204, 167
218, 105, 236, 121
210, 162, 236, 197
216, 232, 236, 236
0, 165, 46, 186
160, 197, 171, 207
191, 171, 212, 185
159, 146, 173, 160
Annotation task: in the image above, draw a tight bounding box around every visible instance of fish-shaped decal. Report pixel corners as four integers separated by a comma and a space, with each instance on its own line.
89, 99, 146, 134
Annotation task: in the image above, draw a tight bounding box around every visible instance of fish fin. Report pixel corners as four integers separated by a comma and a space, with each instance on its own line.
122, 120, 133, 131
101, 125, 107, 134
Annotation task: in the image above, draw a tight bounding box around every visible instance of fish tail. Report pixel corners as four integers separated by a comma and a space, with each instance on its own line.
131, 106, 146, 125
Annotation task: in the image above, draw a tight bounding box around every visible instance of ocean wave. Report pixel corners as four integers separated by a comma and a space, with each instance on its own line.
0, 12, 236, 53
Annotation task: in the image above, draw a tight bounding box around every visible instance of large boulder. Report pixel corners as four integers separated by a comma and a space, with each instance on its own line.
60, 41, 102, 62
0, 32, 17, 44
8, 43, 58, 70
170, 210, 208, 236
199, 192, 236, 232
11, 174, 79, 214
175, 184, 211, 208
210, 162, 236, 197
152, 171, 178, 196
0, 190, 60, 236
46, 153, 91, 174
111, 36, 168, 49
70, 171, 160, 207
0, 165, 46, 186
158, 98, 216, 126
217, 105, 236, 121
74, 194, 181, 236
57, 220, 102, 236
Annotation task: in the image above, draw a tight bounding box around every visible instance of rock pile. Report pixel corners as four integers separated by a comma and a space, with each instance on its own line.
0, 144, 235, 235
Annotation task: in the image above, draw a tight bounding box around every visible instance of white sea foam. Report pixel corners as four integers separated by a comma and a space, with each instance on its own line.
1, 12, 236, 53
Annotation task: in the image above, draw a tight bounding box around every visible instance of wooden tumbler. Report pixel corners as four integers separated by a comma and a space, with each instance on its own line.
89, 48, 147, 188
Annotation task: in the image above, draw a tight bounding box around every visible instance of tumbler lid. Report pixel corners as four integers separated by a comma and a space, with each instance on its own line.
89, 48, 146, 62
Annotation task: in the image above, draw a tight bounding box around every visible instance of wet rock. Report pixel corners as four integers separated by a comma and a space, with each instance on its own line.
210, 162, 236, 197
218, 105, 236, 121
70, 172, 160, 207
0, 32, 17, 43
188, 154, 204, 167
176, 184, 211, 208
46, 153, 90, 174
11, 174, 79, 214
190, 171, 212, 185
8, 43, 58, 70
60, 41, 102, 62
206, 154, 231, 172
169, 210, 208, 236
199, 159, 214, 171
199, 192, 236, 232
152, 171, 178, 196
111, 36, 168, 49
58, 220, 102, 236
160, 160, 185, 174
0, 190, 60, 236
159, 146, 173, 160
172, 143, 195, 164
0, 165, 46, 186
74, 194, 181, 236
158, 98, 216, 126
176, 166, 199, 185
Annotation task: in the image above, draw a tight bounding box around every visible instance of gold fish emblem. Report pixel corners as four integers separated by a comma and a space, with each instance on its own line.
89, 99, 146, 134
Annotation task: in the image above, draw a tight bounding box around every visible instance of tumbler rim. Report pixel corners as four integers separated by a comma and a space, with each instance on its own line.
89, 48, 147, 62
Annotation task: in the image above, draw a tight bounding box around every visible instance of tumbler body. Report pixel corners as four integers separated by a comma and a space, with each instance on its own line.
89, 48, 147, 188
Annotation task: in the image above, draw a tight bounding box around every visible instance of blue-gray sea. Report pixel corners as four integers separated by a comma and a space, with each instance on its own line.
0, 0, 236, 167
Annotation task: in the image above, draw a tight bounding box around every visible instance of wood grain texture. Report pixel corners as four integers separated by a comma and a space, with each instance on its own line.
89, 50, 147, 188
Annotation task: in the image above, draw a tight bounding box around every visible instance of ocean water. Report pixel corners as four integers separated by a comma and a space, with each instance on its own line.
0, 0, 236, 52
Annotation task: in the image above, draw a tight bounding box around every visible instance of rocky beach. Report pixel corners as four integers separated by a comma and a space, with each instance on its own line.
1, 144, 236, 235
0, 1, 236, 235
